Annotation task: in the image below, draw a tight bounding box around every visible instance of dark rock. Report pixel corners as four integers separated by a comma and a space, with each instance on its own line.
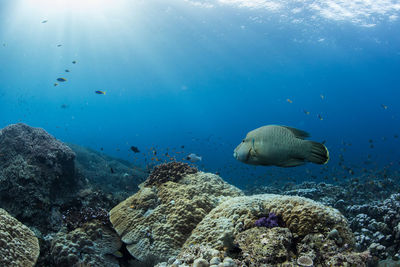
0, 123, 79, 232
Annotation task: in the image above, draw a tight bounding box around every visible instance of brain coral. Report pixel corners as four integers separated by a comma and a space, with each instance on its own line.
183, 194, 355, 251
0, 208, 40, 267
109, 171, 243, 261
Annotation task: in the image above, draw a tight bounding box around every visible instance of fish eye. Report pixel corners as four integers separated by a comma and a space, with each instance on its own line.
242, 139, 245, 143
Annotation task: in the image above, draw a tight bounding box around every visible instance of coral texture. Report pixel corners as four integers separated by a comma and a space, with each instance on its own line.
0, 123, 77, 232
235, 227, 293, 265
346, 193, 400, 259
50, 220, 122, 267
0, 208, 40, 267
156, 194, 370, 267
183, 194, 355, 251
109, 171, 242, 261
145, 161, 198, 186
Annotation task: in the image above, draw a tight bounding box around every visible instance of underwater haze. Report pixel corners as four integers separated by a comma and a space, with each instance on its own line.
1, 0, 400, 189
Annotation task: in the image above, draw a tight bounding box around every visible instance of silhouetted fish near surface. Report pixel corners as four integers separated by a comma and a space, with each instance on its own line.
234, 125, 329, 167
42, 20, 48, 23
57, 78, 67, 82
65, 69, 70, 72
72, 60, 77, 64
130, 146, 140, 153
95, 90, 106, 95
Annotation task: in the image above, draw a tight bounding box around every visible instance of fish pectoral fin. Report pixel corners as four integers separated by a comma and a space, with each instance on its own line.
282, 126, 310, 139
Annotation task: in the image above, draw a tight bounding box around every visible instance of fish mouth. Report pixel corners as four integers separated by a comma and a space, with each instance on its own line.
245, 148, 252, 162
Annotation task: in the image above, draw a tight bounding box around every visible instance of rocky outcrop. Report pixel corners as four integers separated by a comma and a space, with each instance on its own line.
0, 208, 40, 267
0, 123, 78, 232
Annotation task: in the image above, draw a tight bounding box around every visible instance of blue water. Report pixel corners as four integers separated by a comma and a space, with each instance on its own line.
1, 0, 400, 188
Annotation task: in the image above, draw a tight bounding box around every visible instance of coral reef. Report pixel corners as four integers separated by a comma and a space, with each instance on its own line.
0, 208, 40, 267
145, 161, 198, 186
0, 123, 79, 232
180, 194, 360, 266
62, 206, 110, 231
235, 227, 293, 265
109, 171, 242, 261
69, 143, 147, 195
184, 194, 355, 249
346, 193, 400, 260
50, 220, 122, 267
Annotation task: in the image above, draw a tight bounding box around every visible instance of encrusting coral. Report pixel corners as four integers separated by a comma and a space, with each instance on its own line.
50, 220, 122, 267
0, 208, 40, 267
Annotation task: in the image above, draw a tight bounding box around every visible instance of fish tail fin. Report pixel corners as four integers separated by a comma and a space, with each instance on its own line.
103, 91, 106, 95
306, 141, 329, 165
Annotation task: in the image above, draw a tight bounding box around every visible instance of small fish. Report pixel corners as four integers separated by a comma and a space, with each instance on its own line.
95, 90, 106, 95
181, 145, 185, 148
186, 153, 202, 163
286, 98, 293, 104
42, 20, 48, 23
110, 167, 115, 174
130, 146, 140, 153
320, 94, 325, 100
318, 114, 323, 120
54, 83, 58, 86
57, 77, 67, 82
65, 69, 70, 72
303, 110, 310, 115
72, 60, 77, 64
60, 104, 68, 109
57, 44, 62, 47
100, 147, 104, 151
381, 104, 388, 109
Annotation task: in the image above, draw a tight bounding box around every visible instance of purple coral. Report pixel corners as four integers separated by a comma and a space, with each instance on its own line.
255, 213, 283, 228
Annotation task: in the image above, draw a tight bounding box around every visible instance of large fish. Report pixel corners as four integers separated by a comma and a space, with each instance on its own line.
233, 125, 329, 167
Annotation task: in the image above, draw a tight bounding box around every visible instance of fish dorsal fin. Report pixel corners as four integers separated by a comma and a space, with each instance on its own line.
282, 126, 310, 139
